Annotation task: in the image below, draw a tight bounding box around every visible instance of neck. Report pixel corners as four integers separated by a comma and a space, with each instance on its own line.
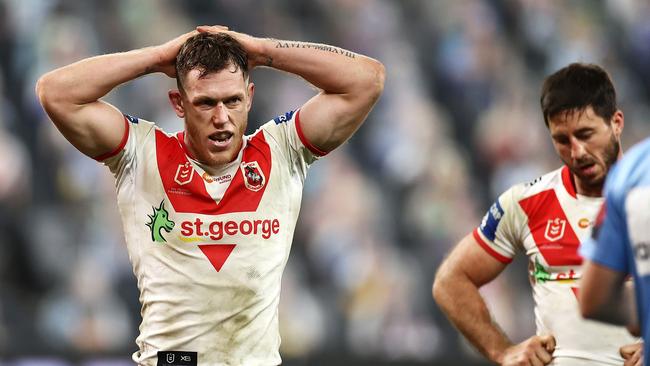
574, 176, 603, 197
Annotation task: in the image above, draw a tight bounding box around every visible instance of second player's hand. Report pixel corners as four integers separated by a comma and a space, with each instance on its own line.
620, 342, 643, 366
499, 335, 556, 366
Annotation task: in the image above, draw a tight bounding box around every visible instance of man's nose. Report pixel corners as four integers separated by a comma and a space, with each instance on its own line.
570, 138, 587, 160
213, 103, 228, 124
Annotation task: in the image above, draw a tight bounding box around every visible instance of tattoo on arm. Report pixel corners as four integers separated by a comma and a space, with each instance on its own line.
265, 56, 273, 67
275, 41, 356, 59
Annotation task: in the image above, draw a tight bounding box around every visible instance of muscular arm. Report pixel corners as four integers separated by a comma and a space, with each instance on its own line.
434, 234, 555, 365
197, 26, 385, 153
580, 260, 639, 333
433, 233, 512, 363
36, 31, 196, 158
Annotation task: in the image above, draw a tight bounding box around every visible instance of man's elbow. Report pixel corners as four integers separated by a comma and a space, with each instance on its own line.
366, 60, 385, 101
578, 296, 597, 320
35, 73, 59, 109
432, 267, 452, 305
578, 288, 605, 321
352, 59, 385, 102
373, 61, 386, 95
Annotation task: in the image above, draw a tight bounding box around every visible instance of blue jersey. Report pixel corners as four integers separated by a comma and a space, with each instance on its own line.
581, 137, 650, 365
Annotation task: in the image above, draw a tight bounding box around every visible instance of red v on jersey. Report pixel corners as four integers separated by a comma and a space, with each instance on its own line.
571, 286, 579, 299
155, 130, 272, 215
519, 189, 583, 266
198, 244, 236, 272
155, 131, 272, 272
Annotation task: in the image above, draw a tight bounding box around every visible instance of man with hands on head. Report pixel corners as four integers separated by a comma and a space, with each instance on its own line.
36, 25, 384, 366
433, 63, 639, 366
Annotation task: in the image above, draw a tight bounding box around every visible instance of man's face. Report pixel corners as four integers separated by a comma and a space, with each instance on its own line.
169, 64, 254, 166
548, 106, 623, 196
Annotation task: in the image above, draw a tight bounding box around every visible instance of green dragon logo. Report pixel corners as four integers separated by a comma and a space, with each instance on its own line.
533, 257, 551, 283
145, 201, 175, 243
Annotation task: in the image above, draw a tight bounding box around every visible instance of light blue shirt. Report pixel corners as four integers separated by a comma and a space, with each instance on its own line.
581, 137, 650, 366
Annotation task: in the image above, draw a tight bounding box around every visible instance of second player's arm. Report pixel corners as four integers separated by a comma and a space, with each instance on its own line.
580, 260, 639, 334
433, 234, 555, 365
198, 26, 386, 153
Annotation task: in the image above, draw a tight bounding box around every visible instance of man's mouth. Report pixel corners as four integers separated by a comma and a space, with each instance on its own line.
208, 131, 234, 149
576, 162, 597, 176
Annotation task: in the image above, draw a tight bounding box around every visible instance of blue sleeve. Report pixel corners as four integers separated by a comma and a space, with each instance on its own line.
581, 168, 631, 273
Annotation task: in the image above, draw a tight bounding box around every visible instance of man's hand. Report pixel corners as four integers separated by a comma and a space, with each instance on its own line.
196, 25, 267, 69
621, 342, 643, 366
499, 335, 556, 366
152, 30, 200, 78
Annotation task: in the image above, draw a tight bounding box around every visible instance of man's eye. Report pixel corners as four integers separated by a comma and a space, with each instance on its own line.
578, 131, 593, 140
555, 137, 569, 145
225, 98, 241, 106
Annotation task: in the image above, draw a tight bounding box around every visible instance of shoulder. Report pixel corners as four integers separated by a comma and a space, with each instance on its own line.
246, 111, 296, 143
506, 167, 565, 201
123, 114, 160, 137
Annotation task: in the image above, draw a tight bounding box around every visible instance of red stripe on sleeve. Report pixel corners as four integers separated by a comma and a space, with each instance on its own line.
294, 110, 329, 156
472, 229, 513, 264
94, 116, 130, 161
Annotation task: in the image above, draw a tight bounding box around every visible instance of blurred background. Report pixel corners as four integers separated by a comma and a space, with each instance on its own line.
1, 0, 649, 365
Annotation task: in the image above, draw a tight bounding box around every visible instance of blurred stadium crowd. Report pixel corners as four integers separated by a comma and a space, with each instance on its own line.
0, 0, 650, 364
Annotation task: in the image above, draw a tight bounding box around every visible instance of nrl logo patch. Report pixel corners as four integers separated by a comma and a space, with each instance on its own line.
544, 218, 566, 242
241, 161, 265, 192
174, 162, 194, 186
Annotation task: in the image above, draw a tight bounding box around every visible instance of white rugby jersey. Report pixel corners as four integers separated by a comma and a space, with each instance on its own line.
99, 110, 323, 366
474, 166, 636, 365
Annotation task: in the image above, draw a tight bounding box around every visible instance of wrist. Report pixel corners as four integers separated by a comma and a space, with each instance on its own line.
489, 343, 511, 364
145, 46, 167, 74
248, 38, 273, 68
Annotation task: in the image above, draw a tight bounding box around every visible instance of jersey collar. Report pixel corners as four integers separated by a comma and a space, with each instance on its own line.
176, 131, 195, 160
561, 165, 577, 198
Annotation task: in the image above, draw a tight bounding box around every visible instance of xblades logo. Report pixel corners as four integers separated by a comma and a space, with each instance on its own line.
146, 201, 175, 243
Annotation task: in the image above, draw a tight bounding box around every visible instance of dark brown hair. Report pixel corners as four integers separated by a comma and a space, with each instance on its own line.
540, 63, 617, 126
175, 33, 249, 91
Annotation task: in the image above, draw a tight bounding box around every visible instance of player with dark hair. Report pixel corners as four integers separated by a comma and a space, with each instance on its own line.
36, 26, 384, 365
434, 63, 639, 366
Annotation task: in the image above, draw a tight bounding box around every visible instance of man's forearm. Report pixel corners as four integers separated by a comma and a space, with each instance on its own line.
254, 38, 383, 96
38, 47, 161, 106
434, 275, 513, 363
590, 282, 638, 327
580, 262, 638, 330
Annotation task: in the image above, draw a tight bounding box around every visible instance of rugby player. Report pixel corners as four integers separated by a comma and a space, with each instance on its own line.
36, 26, 384, 365
433, 63, 640, 366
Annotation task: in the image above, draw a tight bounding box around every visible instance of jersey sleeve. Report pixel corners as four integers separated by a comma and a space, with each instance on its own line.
258, 109, 326, 180
472, 187, 524, 264
98, 114, 156, 181
580, 169, 632, 274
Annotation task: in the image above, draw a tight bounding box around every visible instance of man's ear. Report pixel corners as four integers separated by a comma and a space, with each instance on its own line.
612, 110, 624, 137
168, 90, 185, 118
246, 82, 255, 112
